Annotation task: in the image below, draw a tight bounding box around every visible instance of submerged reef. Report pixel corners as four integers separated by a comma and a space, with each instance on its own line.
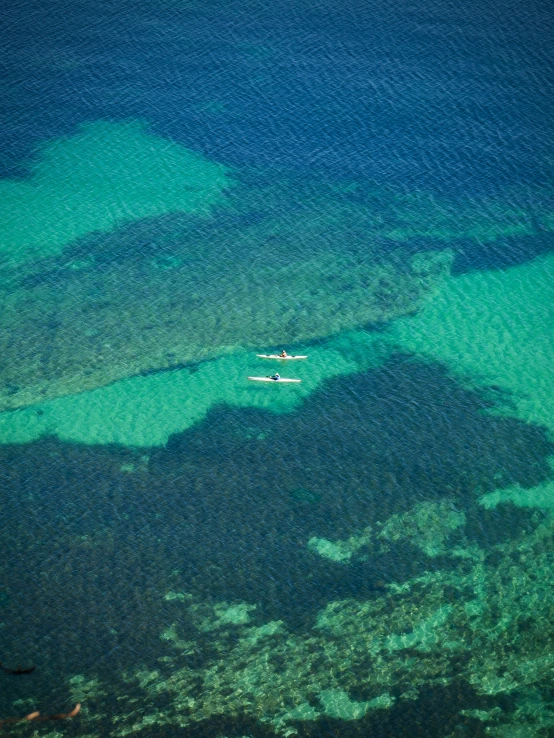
379, 501, 466, 557
13, 506, 554, 738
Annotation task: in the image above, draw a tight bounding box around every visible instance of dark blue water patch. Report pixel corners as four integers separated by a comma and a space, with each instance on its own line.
451, 228, 554, 275
0, 0, 553, 196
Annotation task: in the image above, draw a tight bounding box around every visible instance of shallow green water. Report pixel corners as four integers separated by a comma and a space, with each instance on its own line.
0, 120, 231, 267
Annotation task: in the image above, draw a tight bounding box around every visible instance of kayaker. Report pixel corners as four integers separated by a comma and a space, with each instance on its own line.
279, 350, 288, 357
270, 373, 281, 381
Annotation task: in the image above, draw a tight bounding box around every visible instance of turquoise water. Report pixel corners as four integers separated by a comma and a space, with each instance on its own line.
1, 0, 554, 735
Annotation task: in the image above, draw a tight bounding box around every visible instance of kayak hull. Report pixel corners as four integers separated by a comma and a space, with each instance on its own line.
256, 355, 307, 360
248, 377, 302, 383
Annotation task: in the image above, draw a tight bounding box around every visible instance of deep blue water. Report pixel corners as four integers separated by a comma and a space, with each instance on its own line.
1, 0, 553, 198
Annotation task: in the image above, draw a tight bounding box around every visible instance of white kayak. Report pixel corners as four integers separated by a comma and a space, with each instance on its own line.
256, 354, 308, 360
248, 377, 302, 383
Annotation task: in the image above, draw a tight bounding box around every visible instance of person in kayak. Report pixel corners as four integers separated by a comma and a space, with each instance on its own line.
270, 373, 281, 381
279, 350, 288, 357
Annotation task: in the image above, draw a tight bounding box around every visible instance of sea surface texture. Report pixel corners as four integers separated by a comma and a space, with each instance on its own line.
0, 0, 553, 735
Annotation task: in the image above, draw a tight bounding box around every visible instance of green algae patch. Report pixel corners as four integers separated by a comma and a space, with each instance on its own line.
308, 537, 353, 563
279, 702, 320, 722
160, 623, 197, 653
0, 120, 231, 267
163, 591, 192, 603
68, 674, 108, 703
384, 604, 453, 652
308, 528, 372, 563
67, 674, 108, 725
185, 599, 258, 633
379, 501, 465, 557
482, 480, 554, 510
480, 460, 554, 510
318, 689, 393, 719
213, 602, 254, 626
241, 620, 284, 646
